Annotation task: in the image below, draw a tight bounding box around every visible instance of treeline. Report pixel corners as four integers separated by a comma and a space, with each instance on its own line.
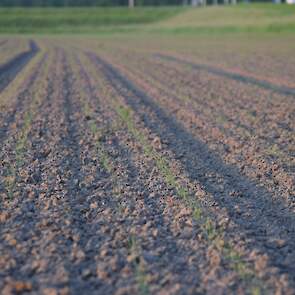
0, 0, 185, 6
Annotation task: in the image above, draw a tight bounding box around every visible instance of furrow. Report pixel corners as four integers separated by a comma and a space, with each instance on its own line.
88, 53, 295, 292
112, 51, 294, 165
0, 40, 39, 92
155, 53, 295, 97
66, 50, 231, 294
0, 52, 48, 144
100, 53, 294, 207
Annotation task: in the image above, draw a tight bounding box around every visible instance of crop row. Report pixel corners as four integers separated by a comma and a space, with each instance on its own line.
67, 50, 153, 294
79, 50, 289, 294
1, 50, 53, 201
97, 49, 294, 208
1, 41, 294, 294
115, 49, 294, 153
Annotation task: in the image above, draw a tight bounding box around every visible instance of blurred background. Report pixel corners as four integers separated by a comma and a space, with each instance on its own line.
0, 0, 294, 34
0, 0, 294, 6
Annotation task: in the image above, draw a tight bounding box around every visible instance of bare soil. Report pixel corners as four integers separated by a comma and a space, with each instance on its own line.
0, 38, 294, 295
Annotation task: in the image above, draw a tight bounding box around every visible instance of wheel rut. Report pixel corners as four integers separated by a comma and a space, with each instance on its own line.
0, 40, 39, 92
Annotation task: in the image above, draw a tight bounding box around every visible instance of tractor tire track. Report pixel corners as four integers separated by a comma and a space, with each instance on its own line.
0, 40, 39, 92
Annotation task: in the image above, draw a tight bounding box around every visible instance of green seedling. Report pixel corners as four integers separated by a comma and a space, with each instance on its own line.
216, 114, 228, 124
193, 206, 202, 221
3, 53, 52, 200
265, 144, 285, 159
251, 286, 261, 295
204, 218, 217, 241
4, 169, 16, 200
136, 264, 149, 295
80, 53, 267, 294
115, 103, 264, 294
127, 235, 149, 295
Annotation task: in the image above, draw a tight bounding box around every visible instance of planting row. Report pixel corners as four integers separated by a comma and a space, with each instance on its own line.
0, 39, 294, 294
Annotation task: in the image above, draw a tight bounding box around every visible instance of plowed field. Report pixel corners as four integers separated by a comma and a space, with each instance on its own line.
0, 37, 294, 295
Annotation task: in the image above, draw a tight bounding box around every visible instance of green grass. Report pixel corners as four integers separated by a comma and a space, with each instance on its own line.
151, 4, 295, 34
0, 7, 183, 33
0, 4, 294, 34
